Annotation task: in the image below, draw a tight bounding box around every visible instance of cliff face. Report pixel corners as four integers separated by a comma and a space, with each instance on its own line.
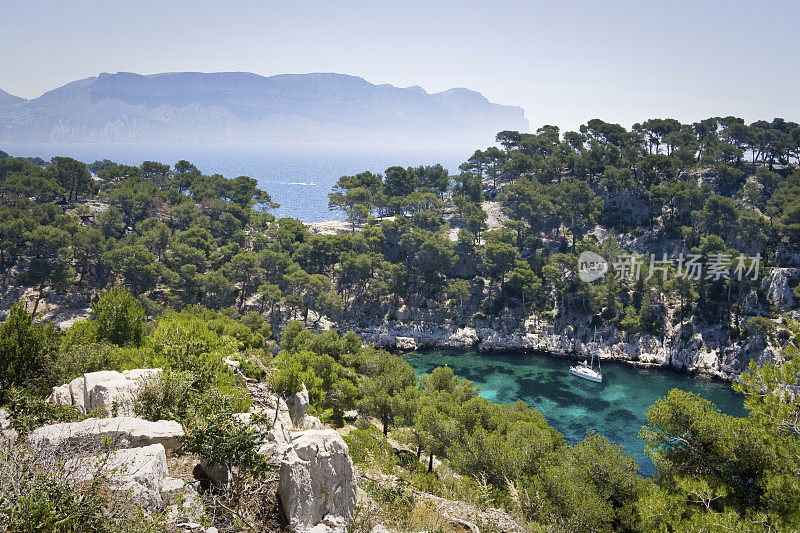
348, 267, 800, 381
353, 315, 787, 382
0, 72, 529, 145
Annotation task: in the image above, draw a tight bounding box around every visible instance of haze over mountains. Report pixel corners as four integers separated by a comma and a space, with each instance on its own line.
0, 72, 528, 145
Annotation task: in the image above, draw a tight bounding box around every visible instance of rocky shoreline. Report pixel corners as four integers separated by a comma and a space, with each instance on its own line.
346, 266, 800, 383
350, 318, 787, 382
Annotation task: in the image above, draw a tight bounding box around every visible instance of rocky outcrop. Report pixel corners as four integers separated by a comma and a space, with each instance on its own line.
762, 267, 799, 311
66, 443, 168, 508
278, 429, 356, 532
301, 415, 324, 430
49, 369, 162, 416
28, 416, 184, 451
355, 314, 785, 381
253, 395, 295, 455
286, 385, 310, 428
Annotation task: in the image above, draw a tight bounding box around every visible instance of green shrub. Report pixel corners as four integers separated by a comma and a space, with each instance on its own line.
0, 442, 159, 531
51, 341, 120, 387
182, 406, 274, 477
272, 359, 304, 396
134, 370, 195, 422
5, 389, 86, 434
343, 428, 398, 472
134, 371, 248, 424
745, 316, 776, 339
148, 312, 232, 388
92, 287, 146, 347
0, 303, 60, 398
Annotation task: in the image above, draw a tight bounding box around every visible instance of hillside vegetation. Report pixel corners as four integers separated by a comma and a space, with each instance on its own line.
1, 115, 800, 530
2, 116, 799, 372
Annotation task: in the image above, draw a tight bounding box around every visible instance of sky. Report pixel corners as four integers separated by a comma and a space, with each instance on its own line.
1, 0, 798, 132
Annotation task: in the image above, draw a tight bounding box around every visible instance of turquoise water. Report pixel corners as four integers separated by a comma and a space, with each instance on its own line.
405, 350, 747, 477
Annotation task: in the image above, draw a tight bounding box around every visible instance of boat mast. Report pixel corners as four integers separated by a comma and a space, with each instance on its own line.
596, 327, 601, 371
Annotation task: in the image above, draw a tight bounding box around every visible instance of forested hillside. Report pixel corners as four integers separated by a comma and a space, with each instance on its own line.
1, 115, 800, 530
2, 116, 798, 377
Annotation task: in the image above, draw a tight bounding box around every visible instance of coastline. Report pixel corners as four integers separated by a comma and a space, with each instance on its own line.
347, 319, 786, 383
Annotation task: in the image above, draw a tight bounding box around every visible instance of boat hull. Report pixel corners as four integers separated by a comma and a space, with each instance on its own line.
569, 367, 603, 383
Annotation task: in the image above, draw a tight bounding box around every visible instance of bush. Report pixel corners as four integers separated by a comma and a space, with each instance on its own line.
745, 316, 776, 340
0, 441, 159, 531
134, 370, 195, 422
92, 287, 146, 347
0, 303, 59, 398
51, 341, 120, 388
5, 389, 86, 434
148, 312, 231, 388
134, 371, 249, 424
182, 406, 274, 479
272, 359, 304, 396
343, 428, 398, 470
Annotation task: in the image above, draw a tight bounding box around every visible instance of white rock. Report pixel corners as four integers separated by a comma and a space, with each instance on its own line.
84, 371, 138, 416
762, 268, 799, 311
28, 416, 184, 450
69, 377, 86, 414
235, 402, 294, 456
394, 336, 418, 350
122, 368, 162, 381
263, 398, 295, 451
286, 384, 310, 428
302, 415, 324, 430
67, 443, 168, 508
199, 459, 239, 489
160, 476, 187, 494
49, 369, 162, 416
278, 429, 356, 532
307, 515, 348, 533
0, 408, 15, 447
49, 384, 72, 406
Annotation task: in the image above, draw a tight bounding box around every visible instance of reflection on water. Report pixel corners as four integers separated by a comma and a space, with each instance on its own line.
405, 349, 746, 477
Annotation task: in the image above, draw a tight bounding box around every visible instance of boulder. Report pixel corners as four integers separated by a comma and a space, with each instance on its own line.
67, 443, 168, 508
278, 429, 356, 532
49, 368, 162, 416
68, 376, 86, 414
306, 515, 348, 533
394, 336, 418, 350
234, 399, 294, 456
28, 416, 184, 451
161, 477, 204, 524
301, 415, 324, 430
286, 384, 310, 428
50, 384, 72, 406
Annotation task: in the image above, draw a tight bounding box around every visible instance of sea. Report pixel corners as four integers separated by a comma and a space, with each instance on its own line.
406, 349, 746, 477
0, 143, 473, 222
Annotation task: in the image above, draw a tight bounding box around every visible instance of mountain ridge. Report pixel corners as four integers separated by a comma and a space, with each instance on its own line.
0, 72, 528, 144
0, 88, 24, 109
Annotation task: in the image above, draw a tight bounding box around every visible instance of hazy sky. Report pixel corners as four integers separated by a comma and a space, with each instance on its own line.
1, 0, 798, 131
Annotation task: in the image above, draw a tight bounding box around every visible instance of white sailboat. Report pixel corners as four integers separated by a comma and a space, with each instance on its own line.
569, 329, 603, 383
